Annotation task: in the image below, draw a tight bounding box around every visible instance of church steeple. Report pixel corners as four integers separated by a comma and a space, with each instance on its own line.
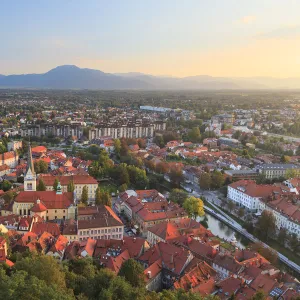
24, 143, 36, 191
26, 143, 35, 175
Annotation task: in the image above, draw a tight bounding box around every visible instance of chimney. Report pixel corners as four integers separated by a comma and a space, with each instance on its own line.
133, 237, 136, 243
147, 271, 152, 279
170, 254, 174, 264
37, 199, 40, 204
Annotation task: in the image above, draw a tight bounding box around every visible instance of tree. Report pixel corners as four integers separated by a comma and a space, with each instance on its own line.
53, 178, 59, 191
227, 200, 236, 212
169, 166, 183, 188
281, 155, 291, 163
250, 242, 278, 264
37, 179, 46, 191
81, 186, 88, 205
118, 259, 144, 288
67, 180, 75, 192
183, 196, 205, 219
285, 169, 298, 179
199, 173, 211, 190
257, 210, 276, 241
34, 160, 48, 174
277, 228, 288, 246
211, 171, 224, 189
95, 187, 102, 205
119, 183, 128, 192
237, 207, 245, 218
14, 254, 67, 290
169, 189, 188, 206
188, 127, 201, 143
2, 180, 12, 192
288, 233, 300, 252
251, 291, 266, 300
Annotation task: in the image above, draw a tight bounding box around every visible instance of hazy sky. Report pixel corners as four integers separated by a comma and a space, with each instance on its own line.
1, 0, 300, 77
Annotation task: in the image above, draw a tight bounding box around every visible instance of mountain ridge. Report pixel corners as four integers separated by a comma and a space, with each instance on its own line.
1, 65, 300, 89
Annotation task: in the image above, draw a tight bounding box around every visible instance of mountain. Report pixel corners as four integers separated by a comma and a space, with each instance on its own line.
1, 65, 300, 89
0, 65, 151, 89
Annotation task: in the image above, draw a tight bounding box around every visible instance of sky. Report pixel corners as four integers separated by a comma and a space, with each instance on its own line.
1, 0, 300, 77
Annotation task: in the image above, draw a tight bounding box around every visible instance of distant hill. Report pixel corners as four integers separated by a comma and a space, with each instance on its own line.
1, 65, 300, 89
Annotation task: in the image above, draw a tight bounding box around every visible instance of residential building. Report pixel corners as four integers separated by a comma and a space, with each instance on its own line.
88, 120, 166, 140
256, 163, 300, 179
77, 205, 124, 241
0, 151, 19, 168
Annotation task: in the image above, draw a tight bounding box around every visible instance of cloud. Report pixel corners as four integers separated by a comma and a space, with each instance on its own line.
256, 25, 300, 39
238, 15, 256, 24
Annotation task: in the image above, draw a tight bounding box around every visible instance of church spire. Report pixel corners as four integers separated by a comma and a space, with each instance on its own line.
26, 143, 35, 175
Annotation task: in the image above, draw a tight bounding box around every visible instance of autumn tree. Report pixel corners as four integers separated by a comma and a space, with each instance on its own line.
183, 196, 205, 219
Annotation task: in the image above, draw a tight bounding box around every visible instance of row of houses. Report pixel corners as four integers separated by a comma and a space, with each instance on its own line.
228, 179, 300, 236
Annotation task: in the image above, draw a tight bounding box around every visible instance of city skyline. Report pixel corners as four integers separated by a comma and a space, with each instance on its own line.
1, 0, 300, 77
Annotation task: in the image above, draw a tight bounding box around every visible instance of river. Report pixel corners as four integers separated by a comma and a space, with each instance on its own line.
198, 213, 249, 249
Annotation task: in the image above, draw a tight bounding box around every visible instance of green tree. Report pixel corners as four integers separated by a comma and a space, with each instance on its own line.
95, 187, 102, 205
169, 189, 188, 206
288, 233, 300, 252
2, 180, 12, 192
281, 155, 291, 163
81, 186, 88, 205
118, 259, 144, 288
285, 169, 298, 179
53, 178, 59, 191
257, 210, 276, 241
119, 183, 128, 192
14, 254, 67, 290
37, 179, 46, 191
251, 291, 266, 300
114, 139, 121, 156
183, 196, 205, 219
199, 173, 211, 190
277, 228, 288, 246
67, 180, 75, 193
188, 127, 201, 143
169, 166, 183, 188
211, 171, 224, 189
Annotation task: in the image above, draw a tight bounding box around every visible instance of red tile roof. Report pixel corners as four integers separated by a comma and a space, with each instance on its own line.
174, 261, 217, 295
15, 191, 74, 209
31, 222, 61, 236
39, 174, 97, 185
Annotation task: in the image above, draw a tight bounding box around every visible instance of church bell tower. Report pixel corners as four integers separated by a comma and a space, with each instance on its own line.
24, 143, 36, 191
